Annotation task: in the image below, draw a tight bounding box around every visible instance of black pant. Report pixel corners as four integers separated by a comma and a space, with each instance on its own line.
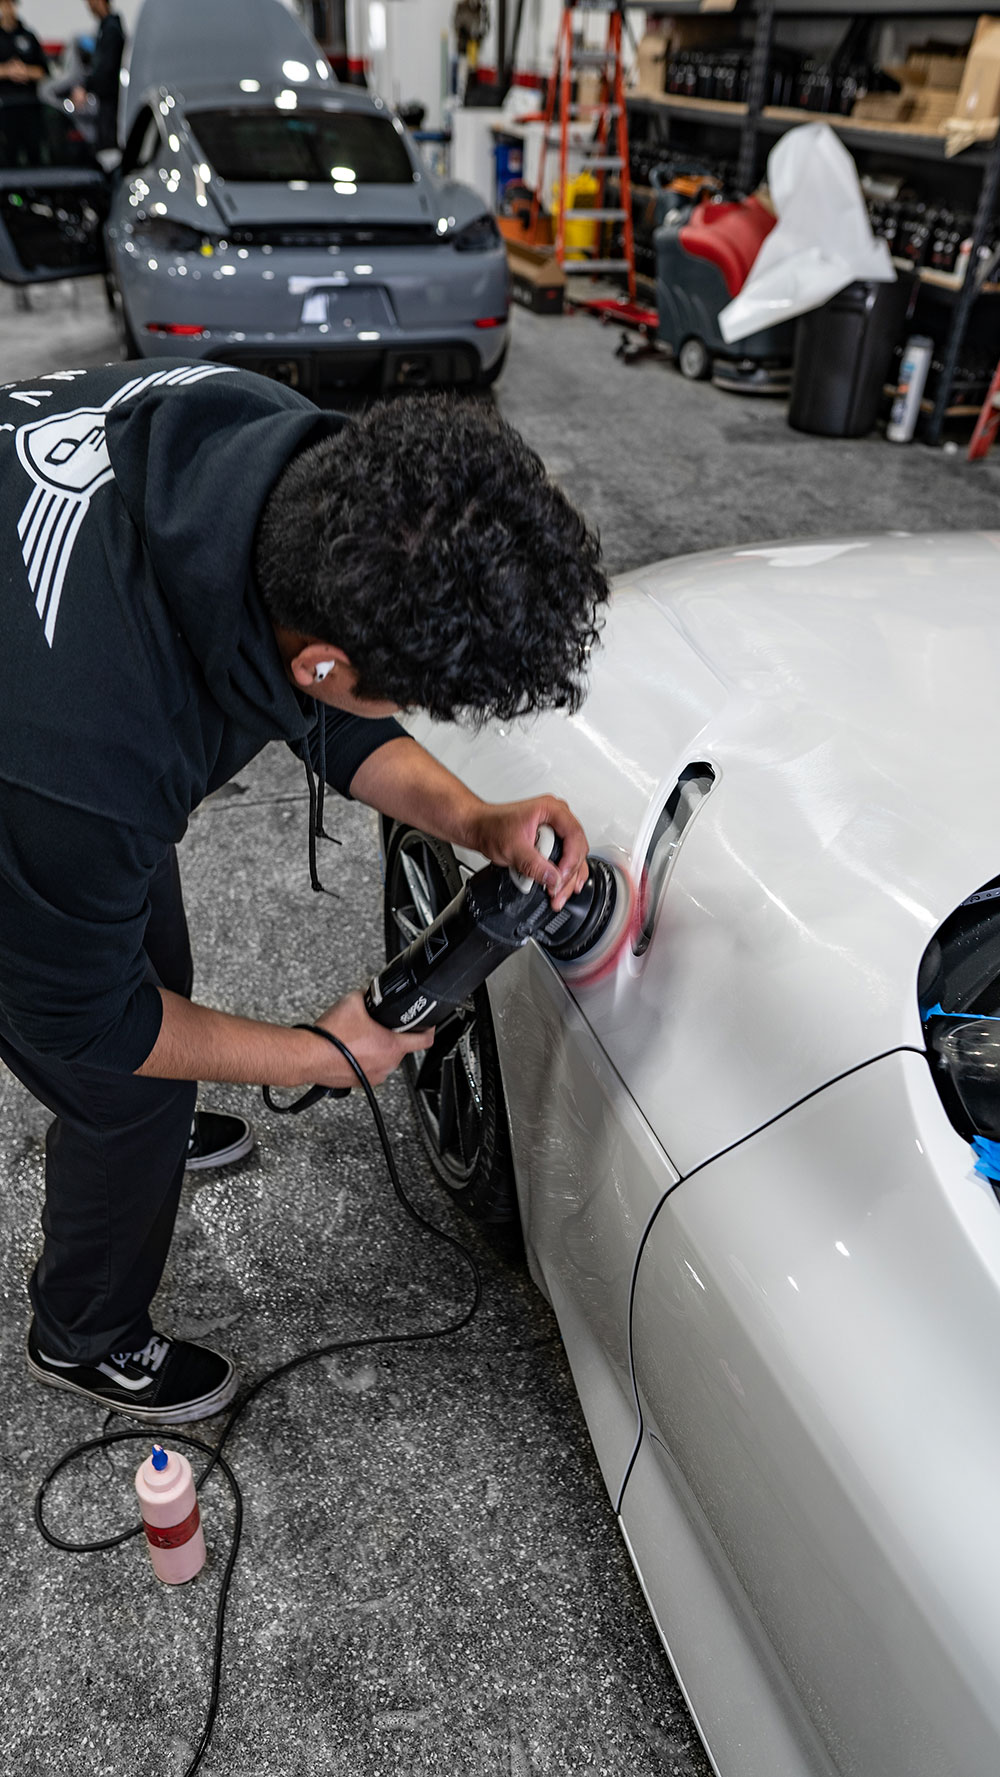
0, 849, 196, 1363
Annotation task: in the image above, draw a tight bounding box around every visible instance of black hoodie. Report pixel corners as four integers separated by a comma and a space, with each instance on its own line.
0, 361, 404, 1070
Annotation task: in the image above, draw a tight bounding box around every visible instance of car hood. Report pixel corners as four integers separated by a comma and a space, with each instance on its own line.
122, 0, 333, 140
631, 530, 1000, 928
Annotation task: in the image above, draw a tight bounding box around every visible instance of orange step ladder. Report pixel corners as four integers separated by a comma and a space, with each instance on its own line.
968, 357, 1000, 461
528, 0, 636, 298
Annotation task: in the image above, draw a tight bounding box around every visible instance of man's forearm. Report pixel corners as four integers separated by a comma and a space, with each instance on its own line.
135, 989, 329, 1086
350, 735, 486, 852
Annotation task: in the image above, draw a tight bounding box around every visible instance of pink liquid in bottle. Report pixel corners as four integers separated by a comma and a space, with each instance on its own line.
134, 1443, 207, 1584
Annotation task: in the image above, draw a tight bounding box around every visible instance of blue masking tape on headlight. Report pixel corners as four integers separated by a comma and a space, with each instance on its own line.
972, 1136, 1000, 1184
923, 1002, 1000, 1023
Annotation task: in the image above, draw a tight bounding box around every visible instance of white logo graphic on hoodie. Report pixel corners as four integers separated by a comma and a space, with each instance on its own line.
14, 363, 236, 647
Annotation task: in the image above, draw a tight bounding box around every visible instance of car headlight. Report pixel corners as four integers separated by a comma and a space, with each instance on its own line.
131, 215, 217, 254
448, 213, 501, 253
926, 1015, 1000, 1141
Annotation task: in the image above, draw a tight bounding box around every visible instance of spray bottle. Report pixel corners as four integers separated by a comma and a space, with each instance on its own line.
134, 1443, 207, 1584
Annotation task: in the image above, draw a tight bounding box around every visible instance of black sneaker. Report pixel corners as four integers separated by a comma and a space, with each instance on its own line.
185, 1110, 254, 1172
27, 1321, 239, 1423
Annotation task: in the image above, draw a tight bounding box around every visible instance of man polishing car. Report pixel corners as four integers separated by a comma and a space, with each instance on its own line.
0, 361, 608, 1423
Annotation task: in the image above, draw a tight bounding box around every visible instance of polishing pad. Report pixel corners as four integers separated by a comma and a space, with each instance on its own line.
546, 856, 639, 988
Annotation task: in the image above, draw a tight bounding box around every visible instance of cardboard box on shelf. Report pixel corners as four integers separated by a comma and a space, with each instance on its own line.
908, 90, 959, 128
851, 91, 906, 124
951, 15, 1000, 128
636, 32, 667, 97
903, 50, 965, 91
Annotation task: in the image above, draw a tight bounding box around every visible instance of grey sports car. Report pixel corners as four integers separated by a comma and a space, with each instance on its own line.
1, 0, 510, 394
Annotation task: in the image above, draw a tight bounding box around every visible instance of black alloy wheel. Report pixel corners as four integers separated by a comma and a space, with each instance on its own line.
383, 824, 521, 1247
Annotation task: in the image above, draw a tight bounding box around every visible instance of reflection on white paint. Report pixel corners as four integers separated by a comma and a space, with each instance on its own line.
835, 1241, 850, 1258
787, 1276, 800, 1292
735, 543, 870, 570
569, 714, 657, 797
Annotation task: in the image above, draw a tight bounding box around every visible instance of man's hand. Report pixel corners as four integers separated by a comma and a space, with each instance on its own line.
351, 737, 591, 914
467, 797, 590, 911
312, 988, 434, 1088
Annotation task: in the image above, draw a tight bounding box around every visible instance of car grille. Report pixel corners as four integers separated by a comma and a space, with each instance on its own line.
226, 223, 440, 250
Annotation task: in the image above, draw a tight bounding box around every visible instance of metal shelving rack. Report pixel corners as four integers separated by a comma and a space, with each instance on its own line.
627, 1, 1000, 443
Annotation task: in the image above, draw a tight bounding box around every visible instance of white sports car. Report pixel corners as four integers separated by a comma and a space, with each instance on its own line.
379, 532, 1000, 1777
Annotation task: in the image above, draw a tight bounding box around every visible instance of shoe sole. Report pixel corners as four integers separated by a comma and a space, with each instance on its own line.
26, 1352, 240, 1423
185, 1127, 255, 1172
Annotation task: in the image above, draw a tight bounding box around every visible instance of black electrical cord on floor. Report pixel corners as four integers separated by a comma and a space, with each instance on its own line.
34, 1029, 483, 1777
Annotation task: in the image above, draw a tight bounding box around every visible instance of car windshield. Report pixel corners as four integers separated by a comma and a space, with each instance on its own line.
187, 108, 415, 184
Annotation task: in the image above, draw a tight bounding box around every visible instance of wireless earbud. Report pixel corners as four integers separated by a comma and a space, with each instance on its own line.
314, 660, 336, 682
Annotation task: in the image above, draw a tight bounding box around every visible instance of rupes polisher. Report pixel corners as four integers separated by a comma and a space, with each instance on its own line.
364, 825, 636, 1034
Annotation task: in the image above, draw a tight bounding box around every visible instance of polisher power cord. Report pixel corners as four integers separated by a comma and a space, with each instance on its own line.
33, 1027, 483, 1777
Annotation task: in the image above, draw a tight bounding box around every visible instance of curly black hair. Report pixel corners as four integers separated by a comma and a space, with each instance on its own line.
253, 394, 609, 724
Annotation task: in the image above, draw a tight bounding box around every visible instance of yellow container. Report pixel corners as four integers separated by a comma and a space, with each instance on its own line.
555, 170, 600, 259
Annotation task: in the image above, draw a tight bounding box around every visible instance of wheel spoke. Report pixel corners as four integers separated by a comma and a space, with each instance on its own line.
413, 1038, 446, 1098
399, 850, 436, 928
391, 905, 424, 946
437, 1052, 460, 1159
389, 836, 484, 1186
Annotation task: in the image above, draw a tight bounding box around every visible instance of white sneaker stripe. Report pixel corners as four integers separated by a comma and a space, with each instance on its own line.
95, 1362, 155, 1393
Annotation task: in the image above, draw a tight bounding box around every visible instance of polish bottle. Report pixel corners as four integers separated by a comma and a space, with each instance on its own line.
134, 1443, 207, 1584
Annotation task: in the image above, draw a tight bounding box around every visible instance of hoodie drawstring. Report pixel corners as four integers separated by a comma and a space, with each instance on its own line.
304, 705, 339, 894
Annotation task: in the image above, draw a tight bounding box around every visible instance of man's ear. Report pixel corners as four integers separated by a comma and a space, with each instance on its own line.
288, 642, 353, 691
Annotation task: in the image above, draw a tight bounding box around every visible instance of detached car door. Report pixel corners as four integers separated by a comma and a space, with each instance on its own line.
0, 102, 109, 283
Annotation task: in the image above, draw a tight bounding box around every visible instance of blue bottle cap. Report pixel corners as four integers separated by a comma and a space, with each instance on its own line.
151, 1444, 169, 1471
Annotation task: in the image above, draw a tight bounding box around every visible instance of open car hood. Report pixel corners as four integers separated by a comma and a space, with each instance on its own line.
122, 0, 334, 141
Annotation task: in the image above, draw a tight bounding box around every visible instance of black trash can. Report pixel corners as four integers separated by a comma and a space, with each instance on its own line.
788, 273, 915, 438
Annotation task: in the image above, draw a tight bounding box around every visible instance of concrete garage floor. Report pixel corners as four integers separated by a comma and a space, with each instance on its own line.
0, 278, 998, 1777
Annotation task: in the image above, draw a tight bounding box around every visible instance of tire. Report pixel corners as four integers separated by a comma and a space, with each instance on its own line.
678, 335, 711, 381
120, 310, 141, 359
383, 824, 521, 1246
478, 343, 508, 388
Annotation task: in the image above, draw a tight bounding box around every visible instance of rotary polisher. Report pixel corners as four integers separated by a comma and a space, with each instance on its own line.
364, 824, 636, 1034
265, 827, 636, 1112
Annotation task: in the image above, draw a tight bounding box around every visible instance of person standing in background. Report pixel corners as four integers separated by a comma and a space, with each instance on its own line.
0, 0, 48, 165
70, 0, 124, 151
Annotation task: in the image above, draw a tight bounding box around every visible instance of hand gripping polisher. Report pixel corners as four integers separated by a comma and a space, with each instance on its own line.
364, 824, 636, 1034
266, 827, 636, 1113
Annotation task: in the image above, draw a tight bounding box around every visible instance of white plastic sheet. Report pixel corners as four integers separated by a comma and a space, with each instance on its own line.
718, 122, 895, 344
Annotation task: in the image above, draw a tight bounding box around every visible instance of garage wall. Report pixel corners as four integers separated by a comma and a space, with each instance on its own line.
29, 0, 144, 52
